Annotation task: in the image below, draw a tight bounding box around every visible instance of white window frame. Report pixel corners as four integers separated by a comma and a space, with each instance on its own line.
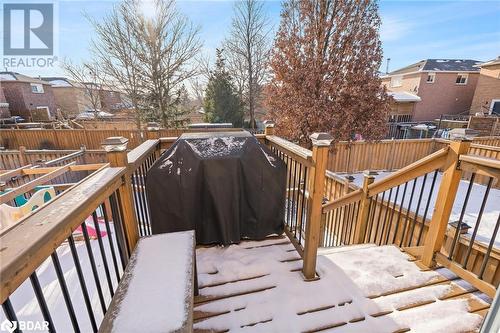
30, 83, 44, 93
456, 74, 468, 85
490, 99, 500, 115
426, 72, 435, 83
390, 75, 403, 88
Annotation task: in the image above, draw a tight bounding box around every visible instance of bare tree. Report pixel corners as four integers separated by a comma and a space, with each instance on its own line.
88, 0, 145, 129
223, 0, 271, 129
63, 60, 106, 122
130, 0, 202, 127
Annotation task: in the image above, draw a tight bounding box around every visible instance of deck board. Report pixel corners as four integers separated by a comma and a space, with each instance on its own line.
194, 238, 491, 333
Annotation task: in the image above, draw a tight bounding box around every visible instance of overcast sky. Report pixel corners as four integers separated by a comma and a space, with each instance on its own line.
3, 0, 500, 77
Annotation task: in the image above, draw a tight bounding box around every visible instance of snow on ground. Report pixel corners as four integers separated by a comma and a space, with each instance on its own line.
195, 241, 484, 333
344, 171, 500, 246
0, 219, 123, 333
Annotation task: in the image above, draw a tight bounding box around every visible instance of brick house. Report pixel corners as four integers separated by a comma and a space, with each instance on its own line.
387, 91, 421, 122
41, 77, 94, 118
381, 59, 481, 121
0, 72, 56, 121
0, 86, 10, 118
469, 56, 500, 115
42, 78, 127, 117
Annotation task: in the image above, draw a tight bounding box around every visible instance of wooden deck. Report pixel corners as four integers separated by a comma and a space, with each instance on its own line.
193, 236, 491, 333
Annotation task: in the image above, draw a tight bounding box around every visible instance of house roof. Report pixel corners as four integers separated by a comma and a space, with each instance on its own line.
40, 77, 88, 88
387, 59, 481, 75
0, 72, 50, 85
477, 56, 500, 68
388, 91, 421, 103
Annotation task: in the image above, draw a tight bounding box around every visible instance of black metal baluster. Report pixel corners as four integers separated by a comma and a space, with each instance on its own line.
417, 170, 438, 245
379, 188, 393, 245
92, 212, 114, 297
138, 164, 151, 235
81, 221, 107, 313
408, 174, 427, 246
478, 214, 500, 279
373, 191, 386, 243
463, 177, 493, 269
131, 171, 145, 236
68, 235, 98, 333
102, 202, 121, 283
30, 272, 55, 333
392, 182, 409, 244
400, 178, 417, 247
298, 167, 308, 245
293, 163, 302, 237
367, 195, 378, 243
364, 198, 374, 243
109, 193, 128, 269
286, 155, 293, 231
290, 160, 298, 234
385, 185, 400, 244
51, 252, 80, 332
2, 298, 21, 333
449, 173, 476, 260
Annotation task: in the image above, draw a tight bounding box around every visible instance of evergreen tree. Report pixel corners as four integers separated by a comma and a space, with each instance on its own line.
204, 49, 244, 127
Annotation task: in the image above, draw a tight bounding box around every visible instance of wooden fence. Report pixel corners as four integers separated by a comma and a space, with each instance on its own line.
328, 137, 500, 173
0, 128, 244, 150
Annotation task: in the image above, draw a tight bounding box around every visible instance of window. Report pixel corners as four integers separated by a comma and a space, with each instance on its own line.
456, 74, 468, 85
490, 99, 500, 115
30, 83, 44, 93
426, 73, 435, 83
390, 75, 403, 88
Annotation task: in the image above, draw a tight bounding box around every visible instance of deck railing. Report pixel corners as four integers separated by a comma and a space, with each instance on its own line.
0, 167, 130, 332
322, 139, 500, 298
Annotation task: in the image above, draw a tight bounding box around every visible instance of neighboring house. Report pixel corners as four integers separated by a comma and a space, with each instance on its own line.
381, 59, 481, 121
0, 72, 56, 121
469, 56, 500, 115
387, 91, 421, 122
0, 86, 10, 118
41, 77, 94, 118
99, 87, 126, 112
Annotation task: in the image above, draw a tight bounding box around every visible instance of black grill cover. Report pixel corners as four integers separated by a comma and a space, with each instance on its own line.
146, 131, 286, 245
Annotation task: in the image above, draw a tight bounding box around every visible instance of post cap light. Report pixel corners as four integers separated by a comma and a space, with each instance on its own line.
102, 136, 129, 152
310, 132, 333, 146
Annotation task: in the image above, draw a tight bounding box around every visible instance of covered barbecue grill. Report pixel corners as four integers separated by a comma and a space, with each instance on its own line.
146, 131, 286, 245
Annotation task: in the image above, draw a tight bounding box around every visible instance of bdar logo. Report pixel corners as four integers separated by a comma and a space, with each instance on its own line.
3, 3, 54, 56
0, 319, 17, 333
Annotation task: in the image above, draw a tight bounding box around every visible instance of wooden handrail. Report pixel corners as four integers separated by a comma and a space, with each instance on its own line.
322, 188, 363, 212
0, 167, 126, 303
21, 163, 107, 175
0, 164, 33, 181
44, 149, 85, 166
459, 154, 500, 169
127, 139, 160, 169
266, 135, 313, 167
0, 163, 75, 204
367, 147, 449, 196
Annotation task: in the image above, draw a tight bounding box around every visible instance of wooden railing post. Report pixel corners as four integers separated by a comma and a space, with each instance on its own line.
353, 171, 376, 244
264, 120, 275, 136
102, 136, 139, 253
421, 138, 471, 267
18, 146, 27, 166
303, 132, 333, 280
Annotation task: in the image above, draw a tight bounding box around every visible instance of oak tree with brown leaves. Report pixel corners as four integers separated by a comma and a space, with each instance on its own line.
266, 0, 390, 144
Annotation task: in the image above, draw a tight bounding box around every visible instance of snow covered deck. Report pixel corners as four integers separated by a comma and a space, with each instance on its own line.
194, 236, 491, 333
